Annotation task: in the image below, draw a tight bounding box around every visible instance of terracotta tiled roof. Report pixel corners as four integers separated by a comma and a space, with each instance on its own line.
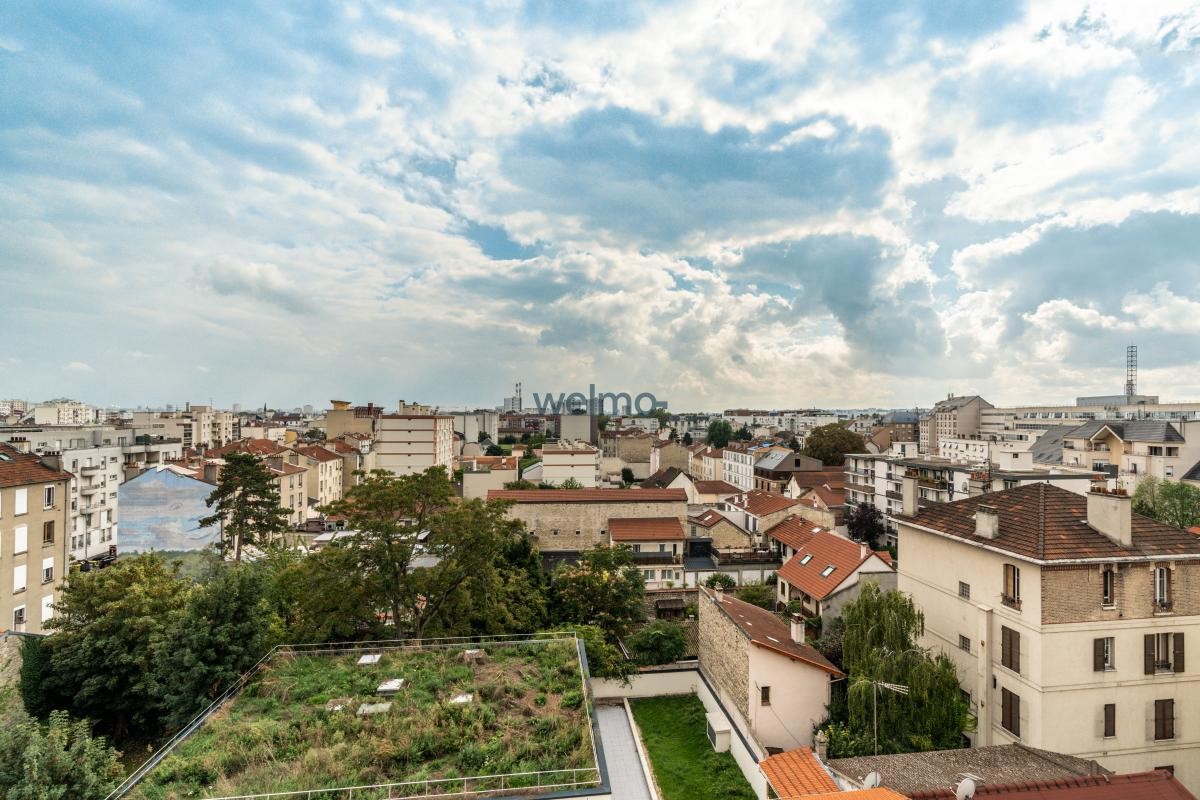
777, 530, 893, 601
802, 791, 908, 800
790, 470, 846, 490
803, 484, 845, 508
759, 747, 838, 798
487, 488, 687, 503
324, 440, 358, 454
609, 517, 685, 541
689, 508, 742, 529
700, 587, 842, 675
268, 462, 307, 477
903, 483, 1200, 563
295, 445, 340, 463
694, 479, 738, 494
726, 490, 800, 517
0, 445, 74, 488
907, 770, 1194, 799
764, 515, 823, 551
641, 467, 685, 488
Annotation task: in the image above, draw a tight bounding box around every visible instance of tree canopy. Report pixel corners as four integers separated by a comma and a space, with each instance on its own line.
847, 503, 887, 550
803, 424, 866, 466
0, 710, 123, 800
627, 621, 689, 665
705, 420, 733, 448
1132, 476, 1200, 530
551, 545, 645, 637
199, 452, 291, 561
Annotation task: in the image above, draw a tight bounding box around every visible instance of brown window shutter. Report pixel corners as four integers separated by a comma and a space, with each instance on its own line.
1094, 638, 1105, 672
1013, 630, 1021, 675
1145, 634, 1156, 675
1166, 698, 1175, 740
1173, 632, 1184, 673
1104, 703, 1115, 737
1013, 692, 1020, 737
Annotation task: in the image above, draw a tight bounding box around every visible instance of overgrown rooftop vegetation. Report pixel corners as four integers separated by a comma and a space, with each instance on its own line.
127, 637, 598, 800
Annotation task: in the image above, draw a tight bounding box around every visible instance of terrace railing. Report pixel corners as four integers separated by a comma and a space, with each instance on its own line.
106, 632, 592, 800
199, 767, 603, 799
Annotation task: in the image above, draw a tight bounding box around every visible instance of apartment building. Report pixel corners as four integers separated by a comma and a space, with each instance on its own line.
608, 517, 685, 588
293, 444, 343, 511
897, 481, 1200, 792
449, 410, 500, 444
1061, 420, 1200, 490
540, 440, 602, 487
649, 439, 690, 476
722, 442, 758, 491
918, 395, 993, 455
128, 405, 236, 450
487, 488, 687, 561
693, 446, 724, 482
0, 444, 71, 634
374, 414, 454, 477
324, 400, 384, 440
31, 400, 96, 426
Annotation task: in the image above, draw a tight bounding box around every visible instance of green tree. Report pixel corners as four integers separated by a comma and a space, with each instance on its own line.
803, 424, 866, 466
621, 467, 635, 486
734, 424, 753, 441
705, 420, 733, 448
704, 573, 736, 590
485, 444, 505, 456
551, 545, 645, 637
477, 431, 490, 443
836, 583, 972, 753
1132, 475, 1161, 518
199, 452, 291, 562
463, 535, 549, 635
43, 554, 190, 738
596, 414, 610, 431
271, 544, 385, 643
681, 431, 693, 446
627, 621, 689, 665
735, 582, 775, 609
847, 504, 887, 550
555, 625, 635, 680
156, 564, 280, 728
321, 468, 454, 632
559, 477, 584, 489
503, 478, 538, 490
1156, 480, 1200, 530
0, 710, 123, 800
18, 636, 53, 719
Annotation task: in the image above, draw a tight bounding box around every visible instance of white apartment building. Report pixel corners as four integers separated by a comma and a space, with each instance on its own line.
450, 410, 500, 444
32, 400, 96, 426
918, 395, 993, 455
374, 414, 454, 477
540, 440, 602, 487
897, 480, 1200, 793
722, 443, 757, 491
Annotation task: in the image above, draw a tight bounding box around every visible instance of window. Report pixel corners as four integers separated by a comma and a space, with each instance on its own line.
14, 525, 27, 555
1103, 703, 1115, 738
958, 581, 971, 599
959, 635, 971, 652
41, 557, 53, 584
14, 488, 27, 516
1155, 566, 1172, 610
42, 521, 54, 544
1001, 626, 1021, 673
13, 565, 26, 593
1094, 637, 1115, 671
1145, 633, 1184, 674
12, 607, 25, 627
1102, 568, 1115, 607
43, 485, 55, 508
1154, 699, 1175, 741
800, 554, 813, 565
1149, 446, 1164, 456
760, 685, 771, 706
1167, 447, 1179, 457
632, 544, 641, 553
1003, 564, 1021, 608
820, 565, 836, 578
1001, 688, 1020, 736
658, 543, 666, 552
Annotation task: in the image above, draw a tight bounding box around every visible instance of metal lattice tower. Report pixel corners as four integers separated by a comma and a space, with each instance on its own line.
1125, 345, 1137, 399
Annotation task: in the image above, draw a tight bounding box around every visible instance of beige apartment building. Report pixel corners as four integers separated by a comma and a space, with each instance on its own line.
540, 440, 601, 487
374, 414, 454, 477
897, 479, 1200, 792
608, 516, 685, 588
1061, 420, 1200, 490
293, 445, 343, 511
487, 488, 687, 556
324, 400, 384, 440
0, 444, 71, 634
918, 394, 993, 455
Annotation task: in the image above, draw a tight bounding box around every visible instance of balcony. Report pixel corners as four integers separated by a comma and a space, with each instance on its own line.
1001, 594, 1022, 611
1154, 599, 1173, 614
631, 551, 681, 566
80, 484, 102, 497
712, 548, 782, 567
80, 464, 103, 475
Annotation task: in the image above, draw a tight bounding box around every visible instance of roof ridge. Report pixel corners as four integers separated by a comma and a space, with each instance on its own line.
1037, 482, 1046, 560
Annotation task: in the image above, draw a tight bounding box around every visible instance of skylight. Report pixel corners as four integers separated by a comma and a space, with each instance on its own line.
800, 554, 813, 565
820, 565, 836, 577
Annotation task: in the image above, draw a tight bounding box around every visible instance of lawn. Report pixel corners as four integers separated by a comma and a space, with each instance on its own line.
129, 639, 596, 799
629, 695, 756, 800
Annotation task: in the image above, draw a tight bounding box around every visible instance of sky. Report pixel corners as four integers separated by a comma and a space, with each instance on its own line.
3, 1, 1200, 412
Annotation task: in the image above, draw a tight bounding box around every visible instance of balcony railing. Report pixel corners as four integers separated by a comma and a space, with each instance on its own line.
712, 548, 782, 566
1001, 594, 1022, 611
80, 464, 103, 475
631, 551, 681, 566
1155, 598, 1173, 613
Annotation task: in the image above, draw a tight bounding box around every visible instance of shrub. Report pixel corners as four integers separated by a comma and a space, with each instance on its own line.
704, 573, 736, 590
627, 621, 689, 665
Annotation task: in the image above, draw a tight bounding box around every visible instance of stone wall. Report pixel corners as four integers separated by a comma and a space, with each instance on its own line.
698, 590, 750, 721
1041, 561, 1200, 624
706, 518, 755, 549
507, 499, 687, 552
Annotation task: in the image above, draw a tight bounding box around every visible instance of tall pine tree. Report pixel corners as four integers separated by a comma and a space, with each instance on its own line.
200, 452, 291, 562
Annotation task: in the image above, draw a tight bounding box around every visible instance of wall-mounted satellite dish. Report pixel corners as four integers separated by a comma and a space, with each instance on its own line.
955, 777, 977, 800
863, 772, 881, 789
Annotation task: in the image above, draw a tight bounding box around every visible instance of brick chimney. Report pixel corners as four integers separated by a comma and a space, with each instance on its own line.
1088, 486, 1132, 548
975, 505, 1000, 539
789, 613, 805, 644
901, 471, 918, 516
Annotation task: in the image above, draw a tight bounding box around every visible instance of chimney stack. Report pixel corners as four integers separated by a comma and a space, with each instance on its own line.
901, 471, 918, 516
860, 542, 868, 559
975, 505, 1000, 539
789, 613, 805, 644
1088, 486, 1132, 548
814, 728, 828, 762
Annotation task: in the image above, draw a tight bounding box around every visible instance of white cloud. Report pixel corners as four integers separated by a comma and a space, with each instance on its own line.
64, 361, 94, 372
1123, 283, 1200, 333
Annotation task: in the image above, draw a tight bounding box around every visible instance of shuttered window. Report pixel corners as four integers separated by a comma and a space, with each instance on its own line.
1145, 633, 1185, 674
1154, 699, 1175, 741
1093, 637, 1114, 671
1001, 626, 1020, 673
1103, 703, 1116, 738
1001, 688, 1020, 736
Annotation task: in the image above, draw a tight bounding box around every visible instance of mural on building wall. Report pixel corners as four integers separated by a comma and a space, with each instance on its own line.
118, 468, 218, 552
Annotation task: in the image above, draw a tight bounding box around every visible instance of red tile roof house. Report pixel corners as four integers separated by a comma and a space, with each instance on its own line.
766, 516, 896, 624
698, 586, 842, 753
724, 490, 802, 539
609, 516, 686, 588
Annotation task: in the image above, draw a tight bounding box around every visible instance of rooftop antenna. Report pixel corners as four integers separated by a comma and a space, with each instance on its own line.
1125, 345, 1137, 400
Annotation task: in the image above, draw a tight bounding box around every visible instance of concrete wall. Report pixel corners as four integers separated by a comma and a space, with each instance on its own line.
746, 646, 829, 751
